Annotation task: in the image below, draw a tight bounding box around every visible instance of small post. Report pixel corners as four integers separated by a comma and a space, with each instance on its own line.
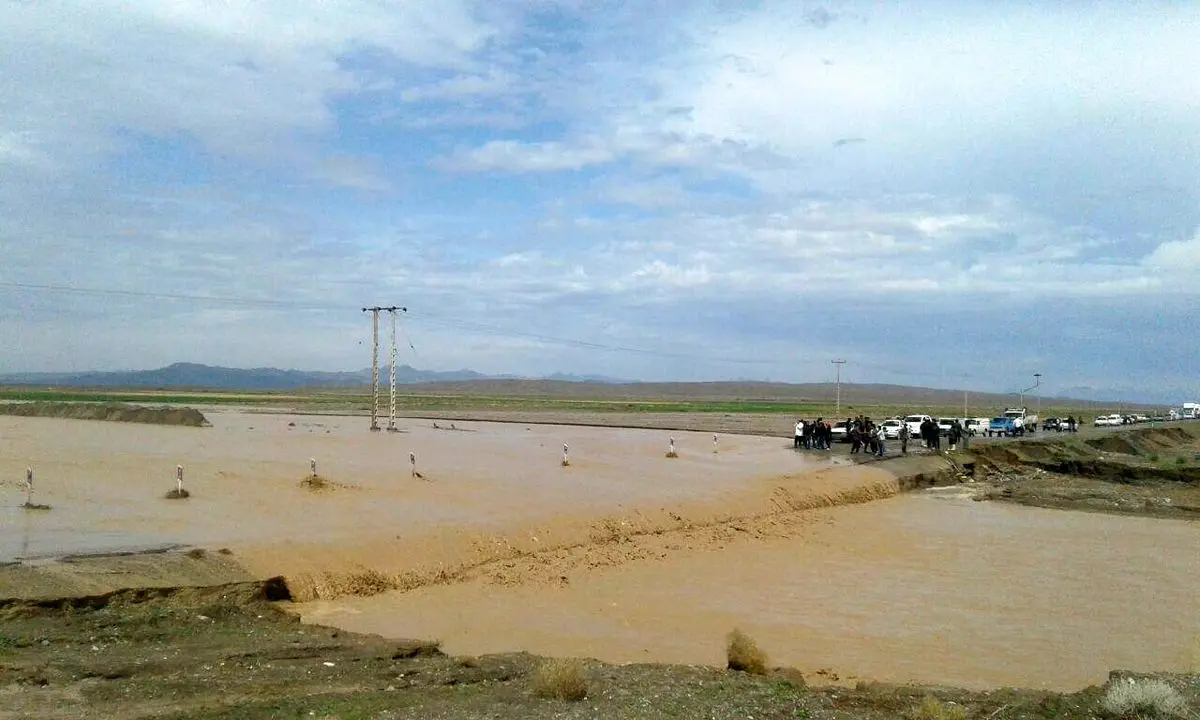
25, 468, 33, 506
310, 458, 317, 477
561, 443, 570, 467
176, 465, 184, 494
666, 436, 678, 458
409, 451, 417, 479
712, 434, 719, 453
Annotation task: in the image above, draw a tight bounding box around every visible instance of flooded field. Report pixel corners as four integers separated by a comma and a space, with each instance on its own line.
0, 410, 838, 563
303, 493, 1200, 691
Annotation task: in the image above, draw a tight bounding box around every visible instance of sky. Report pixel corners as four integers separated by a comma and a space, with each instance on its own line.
1, 1, 1198, 402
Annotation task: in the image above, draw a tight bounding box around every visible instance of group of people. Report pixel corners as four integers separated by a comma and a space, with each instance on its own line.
793, 415, 974, 458
793, 418, 835, 450
846, 416, 886, 456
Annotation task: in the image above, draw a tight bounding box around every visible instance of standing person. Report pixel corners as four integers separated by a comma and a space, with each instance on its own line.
875, 423, 886, 457
899, 423, 910, 454
794, 419, 804, 449
814, 418, 825, 450
948, 420, 962, 452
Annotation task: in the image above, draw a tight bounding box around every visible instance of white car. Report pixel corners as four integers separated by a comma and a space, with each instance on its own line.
903, 414, 932, 437
831, 420, 851, 443
881, 419, 903, 439
1093, 414, 1122, 427
936, 418, 954, 436
965, 417, 990, 436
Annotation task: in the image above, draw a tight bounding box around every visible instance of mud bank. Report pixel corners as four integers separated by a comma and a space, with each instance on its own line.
970, 423, 1200, 517
0, 401, 208, 427
0, 548, 255, 603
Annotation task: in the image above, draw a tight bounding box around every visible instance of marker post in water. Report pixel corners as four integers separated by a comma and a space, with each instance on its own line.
409, 452, 417, 479
25, 468, 33, 506
561, 443, 570, 467
310, 458, 317, 478
165, 464, 190, 499
713, 434, 719, 453
666, 436, 678, 458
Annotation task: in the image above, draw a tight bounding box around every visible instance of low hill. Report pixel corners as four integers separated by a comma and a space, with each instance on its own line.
0, 363, 1151, 409
0, 362, 489, 390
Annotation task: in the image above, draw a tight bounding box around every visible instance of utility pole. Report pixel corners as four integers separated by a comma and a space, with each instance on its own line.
387, 307, 406, 432
1033, 373, 1042, 421
963, 390, 968, 420
832, 359, 847, 417
363, 306, 405, 432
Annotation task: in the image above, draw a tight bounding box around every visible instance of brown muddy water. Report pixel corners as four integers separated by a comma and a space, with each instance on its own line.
302, 491, 1200, 691
0, 411, 834, 560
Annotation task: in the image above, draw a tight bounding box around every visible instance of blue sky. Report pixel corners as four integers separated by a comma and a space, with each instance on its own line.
1, 1, 1198, 402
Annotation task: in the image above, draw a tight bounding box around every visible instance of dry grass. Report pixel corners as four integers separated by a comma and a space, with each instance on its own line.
1101, 677, 1189, 718
532, 658, 587, 701
912, 696, 967, 720
164, 488, 190, 500
726, 628, 768, 675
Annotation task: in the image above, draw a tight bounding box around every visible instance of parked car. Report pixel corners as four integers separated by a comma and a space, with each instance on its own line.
936, 418, 954, 436
965, 418, 990, 436
904, 414, 932, 438
1042, 417, 1062, 432
831, 420, 852, 443
1093, 414, 1122, 427
881, 419, 903, 439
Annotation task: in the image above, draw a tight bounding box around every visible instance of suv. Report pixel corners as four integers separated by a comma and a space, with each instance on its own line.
1042, 418, 1062, 432
904, 414, 932, 438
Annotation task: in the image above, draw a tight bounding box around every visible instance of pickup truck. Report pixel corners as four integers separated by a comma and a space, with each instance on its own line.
987, 416, 1021, 437
1003, 407, 1038, 434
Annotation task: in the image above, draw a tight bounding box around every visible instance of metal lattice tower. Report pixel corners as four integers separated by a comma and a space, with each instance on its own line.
364, 308, 381, 431
388, 308, 398, 432
363, 306, 406, 433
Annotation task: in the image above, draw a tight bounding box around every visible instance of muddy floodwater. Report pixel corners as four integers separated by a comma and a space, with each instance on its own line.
303, 492, 1200, 691
0, 410, 835, 561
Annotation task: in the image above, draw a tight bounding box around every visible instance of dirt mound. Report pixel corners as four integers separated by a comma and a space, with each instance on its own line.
0, 401, 208, 427
1085, 435, 1141, 455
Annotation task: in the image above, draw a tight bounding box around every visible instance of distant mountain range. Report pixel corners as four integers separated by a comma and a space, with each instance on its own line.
0, 362, 625, 391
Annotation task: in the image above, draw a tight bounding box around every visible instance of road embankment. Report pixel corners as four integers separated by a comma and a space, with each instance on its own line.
0, 401, 209, 426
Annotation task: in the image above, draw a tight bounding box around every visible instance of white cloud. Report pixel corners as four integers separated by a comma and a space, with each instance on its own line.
1144, 230, 1200, 273
435, 139, 615, 172
0, 0, 497, 181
